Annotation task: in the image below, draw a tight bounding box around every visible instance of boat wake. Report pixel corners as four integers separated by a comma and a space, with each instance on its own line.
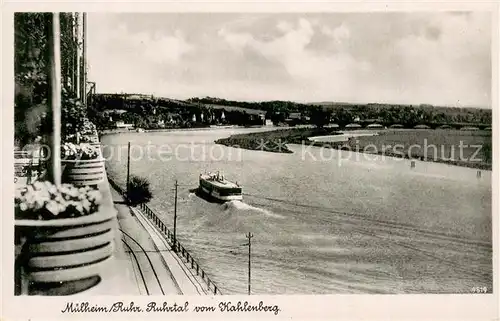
222, 200, 284, 219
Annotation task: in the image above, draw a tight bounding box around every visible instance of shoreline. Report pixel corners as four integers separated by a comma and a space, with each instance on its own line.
99, 126, 491, 171
293, 141, 492, 170
214, 128, 492, 171
99, 125, 276, 136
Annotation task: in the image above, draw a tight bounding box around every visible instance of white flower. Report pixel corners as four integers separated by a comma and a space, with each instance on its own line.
19, 203, 28, 211
57, 202, 67, 213
68, 187, 79, 198
46, 201, 59, 215
54, 194, 64, 204
34, 197, 45, 210
33, 181, 44, 191
82, 199, 91, 212
48, 184, 58, 196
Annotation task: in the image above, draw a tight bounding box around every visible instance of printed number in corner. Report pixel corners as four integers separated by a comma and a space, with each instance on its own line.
470, 286, 488, 293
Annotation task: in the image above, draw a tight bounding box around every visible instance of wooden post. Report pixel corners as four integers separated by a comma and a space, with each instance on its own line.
246, 232, 253, 295
126, 142, 131, 203
48, 13, 62, 186
173, 180, 178, 252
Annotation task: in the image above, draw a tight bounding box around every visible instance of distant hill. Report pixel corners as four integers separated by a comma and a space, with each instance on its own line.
89, 94, 492, 129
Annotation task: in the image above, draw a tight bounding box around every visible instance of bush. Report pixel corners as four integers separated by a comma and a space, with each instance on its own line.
127, 175, 153, 205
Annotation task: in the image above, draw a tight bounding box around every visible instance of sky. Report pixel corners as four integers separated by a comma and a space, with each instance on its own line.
87, 12, 492, 107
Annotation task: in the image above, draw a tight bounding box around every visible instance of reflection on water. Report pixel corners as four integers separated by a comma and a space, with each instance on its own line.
102, 128, 492, 294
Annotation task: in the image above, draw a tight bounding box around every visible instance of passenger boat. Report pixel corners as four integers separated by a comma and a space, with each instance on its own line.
198, 172, 242, 203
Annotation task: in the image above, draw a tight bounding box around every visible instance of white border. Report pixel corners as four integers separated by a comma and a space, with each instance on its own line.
2, 2, 499, 321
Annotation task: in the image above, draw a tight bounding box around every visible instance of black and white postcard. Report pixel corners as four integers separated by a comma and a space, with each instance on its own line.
1, 1, 498, 320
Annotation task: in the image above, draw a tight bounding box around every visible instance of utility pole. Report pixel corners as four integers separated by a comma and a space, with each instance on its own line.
246, 232, 253, 295
173, 180, 178, 252
126, 142, 131, 203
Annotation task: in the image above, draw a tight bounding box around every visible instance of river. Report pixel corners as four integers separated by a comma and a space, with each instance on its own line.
102, 127, 492, 294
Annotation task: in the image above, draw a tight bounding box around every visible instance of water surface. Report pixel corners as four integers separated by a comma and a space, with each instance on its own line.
102, 128, 492, 294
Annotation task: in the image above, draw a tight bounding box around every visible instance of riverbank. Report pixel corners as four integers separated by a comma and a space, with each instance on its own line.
99, 126, 210, 136
98, 125, 277, 137
215, 128, 492, 170
214, 127, 343, 153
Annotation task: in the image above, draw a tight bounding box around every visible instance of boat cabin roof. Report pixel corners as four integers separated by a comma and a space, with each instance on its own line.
200, 173, 240, 188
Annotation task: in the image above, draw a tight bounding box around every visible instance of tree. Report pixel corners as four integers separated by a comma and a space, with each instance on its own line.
15, 13, 50, 146
332, 108, 353, 126
128, 175, 153, 206
481, 140, 492, 164
309, 106, 332, 128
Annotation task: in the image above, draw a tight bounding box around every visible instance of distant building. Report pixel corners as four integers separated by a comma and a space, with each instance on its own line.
285, 112, 302, 125
115, 121, 134, 129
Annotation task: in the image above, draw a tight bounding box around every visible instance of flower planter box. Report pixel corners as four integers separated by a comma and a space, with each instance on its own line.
62, 157, 106, 187
82, 134, 99, 144
16, 209, 116, 294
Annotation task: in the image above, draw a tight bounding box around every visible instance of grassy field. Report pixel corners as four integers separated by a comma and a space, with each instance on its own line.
351, 130, 492, 169
215, 128, 342, 153
216, 128, 492, 170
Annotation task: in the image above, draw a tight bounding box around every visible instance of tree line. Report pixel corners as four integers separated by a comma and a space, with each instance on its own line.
89, 94, 492, 130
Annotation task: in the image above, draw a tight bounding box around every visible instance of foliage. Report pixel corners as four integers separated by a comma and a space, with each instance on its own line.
15, 181, 102, 220
215, 127, 341, 153
62, 90, 88, 138
61, 142, 100, 160
127, 175, 153, 206
310, 106, 332, 128
15, 13, 85, 146
15, 13, 50, 146
91, 94, 492, 131
79, 143, 100, 160
61, 142, 80, 159
59, 13, 81, 93
481, 140, 492, 164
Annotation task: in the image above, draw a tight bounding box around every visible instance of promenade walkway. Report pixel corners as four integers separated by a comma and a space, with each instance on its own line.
108, 187, 183, 295
76, 177, 189, 295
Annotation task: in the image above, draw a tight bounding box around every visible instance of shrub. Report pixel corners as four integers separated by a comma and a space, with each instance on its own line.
61, 142, 100, 160
15, 181, 102, 220
127, 175, 153, 206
